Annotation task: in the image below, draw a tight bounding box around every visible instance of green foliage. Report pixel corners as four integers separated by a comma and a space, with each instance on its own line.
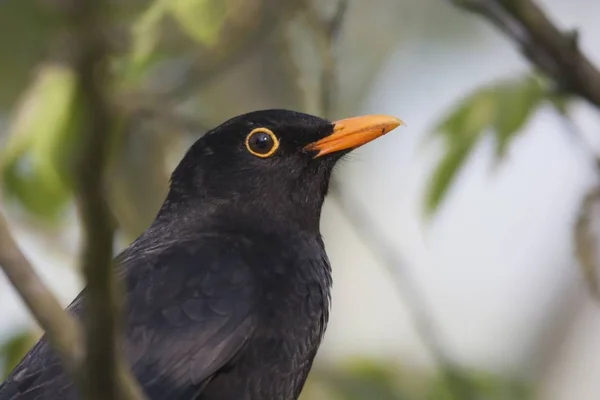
1, 65, 81, 220
1, 0, 233, 223
427, 369, 530, 400
492, 76, 544, 159
424, 74, 547, 216
314, 359, 406, 400
303, 358, 531, 400
122, 0, 229, 84
0, 330, 37, 379
124, 0, 172, 82
169, 0, 228, 46
0, 0, 61, 109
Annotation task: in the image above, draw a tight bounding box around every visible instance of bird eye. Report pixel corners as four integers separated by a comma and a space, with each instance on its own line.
245, 128, 279, 158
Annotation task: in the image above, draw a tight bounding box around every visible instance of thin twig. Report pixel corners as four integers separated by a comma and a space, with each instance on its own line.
0, 211, 84, 381
312, 0, 454, 362
451, 0, 600, 108
64, 0, 145, 399
552, 112, 600, 296
574, 187, 600, 299
316, 0, 348, 118
304, 1, 477, 398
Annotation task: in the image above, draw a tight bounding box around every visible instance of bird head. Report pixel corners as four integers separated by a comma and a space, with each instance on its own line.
162, 109, 403, 233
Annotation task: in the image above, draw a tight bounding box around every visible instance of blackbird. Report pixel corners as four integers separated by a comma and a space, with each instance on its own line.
0, 109, 402, 400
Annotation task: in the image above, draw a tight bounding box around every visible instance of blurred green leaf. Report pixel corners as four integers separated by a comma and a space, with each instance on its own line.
493, 75, 544, 159
424, 136, 478, 216
426, 73, 547, 215
306, 358, 531, 400
123, 0, 171, 83
435, 89, 496, 144
313, 359, 406, 400
0, 0, 61, 109
1, 64, 81, 220
0, 330, 36, 379
425, 89, 495, 215
428, 369, 530, 400
169, 0, 228, 46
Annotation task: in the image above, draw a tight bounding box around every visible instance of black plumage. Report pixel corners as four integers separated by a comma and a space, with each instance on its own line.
0, 109, 401, 400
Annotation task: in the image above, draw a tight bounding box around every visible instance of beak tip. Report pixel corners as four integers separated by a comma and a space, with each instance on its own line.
390, 116, 405, 129
308, 113, 406, 157
377, 116, 405, 134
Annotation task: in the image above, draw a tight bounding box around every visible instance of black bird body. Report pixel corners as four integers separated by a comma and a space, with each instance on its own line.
0, 230, 330, 400
0, 110, 401, 399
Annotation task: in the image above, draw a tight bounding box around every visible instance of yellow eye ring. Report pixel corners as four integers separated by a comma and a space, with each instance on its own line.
245, 127, 279, 158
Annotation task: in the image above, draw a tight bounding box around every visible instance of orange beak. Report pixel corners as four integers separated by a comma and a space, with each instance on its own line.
305, 115, 404, 158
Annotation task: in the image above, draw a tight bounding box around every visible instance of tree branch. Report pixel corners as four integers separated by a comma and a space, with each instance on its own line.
298, 0, 348, 119
0, 212, 83, 380
64, 0, 145, 399
451, 0, 600, 108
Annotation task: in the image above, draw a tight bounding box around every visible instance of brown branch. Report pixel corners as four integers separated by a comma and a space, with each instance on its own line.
451, 0, 600, 108
0, 212, 84, 381
64, 1, 145, 399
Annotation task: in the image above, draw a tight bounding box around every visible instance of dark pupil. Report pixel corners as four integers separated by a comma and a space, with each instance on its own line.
249, 132, 274, 154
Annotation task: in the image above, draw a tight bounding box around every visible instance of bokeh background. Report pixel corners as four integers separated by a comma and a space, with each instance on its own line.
2, 0, 600, 398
